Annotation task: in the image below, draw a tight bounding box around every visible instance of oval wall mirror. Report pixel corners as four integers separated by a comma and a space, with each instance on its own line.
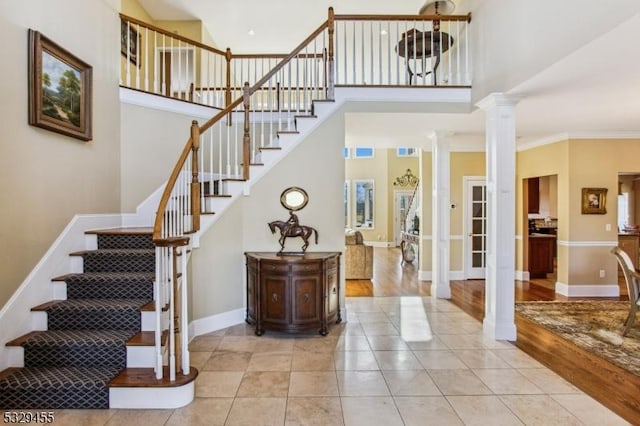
280, 187, 309, 211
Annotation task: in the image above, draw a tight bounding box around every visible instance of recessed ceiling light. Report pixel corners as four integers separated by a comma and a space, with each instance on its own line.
248, 29, 255, 36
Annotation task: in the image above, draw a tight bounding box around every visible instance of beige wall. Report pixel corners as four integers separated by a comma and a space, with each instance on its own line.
386, 152, 419, 244
518, 138, 640, 287
190, 108, 346, 320
419, 152, 433, 270
120, 103, 197, 211
450, 152, 485, 271
0, 0, 122, 308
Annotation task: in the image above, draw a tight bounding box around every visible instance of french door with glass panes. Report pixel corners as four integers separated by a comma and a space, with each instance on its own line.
464, 178, 487, 279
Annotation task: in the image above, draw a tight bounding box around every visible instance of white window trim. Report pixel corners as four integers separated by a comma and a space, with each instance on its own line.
397, 147, 418, 157
344, 180, 351, 229
353, 179, 375, 230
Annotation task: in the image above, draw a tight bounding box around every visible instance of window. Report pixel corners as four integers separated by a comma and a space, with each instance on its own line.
343, 147, 350, 158
397, 147, 417, 157
354, 180, 375, 229
354, 147, 374, 158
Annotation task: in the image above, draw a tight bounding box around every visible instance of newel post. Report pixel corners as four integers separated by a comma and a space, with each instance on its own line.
190, 121, 201, 232
242, 82, 251, 180
327, 7, 335, 99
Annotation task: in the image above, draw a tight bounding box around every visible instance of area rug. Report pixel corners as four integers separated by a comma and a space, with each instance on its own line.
515, 301, 640, 376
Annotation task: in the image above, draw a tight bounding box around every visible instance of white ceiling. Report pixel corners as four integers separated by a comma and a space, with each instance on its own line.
136, 0, 640, 149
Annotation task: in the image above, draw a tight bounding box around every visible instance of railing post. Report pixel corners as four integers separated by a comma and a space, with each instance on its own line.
225, 48, 232, 109
242, 82, 251, 180
327, 7, 335, 99
190, 121, 201, 232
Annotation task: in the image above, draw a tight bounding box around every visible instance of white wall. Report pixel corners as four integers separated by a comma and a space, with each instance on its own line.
0, 0, 121, 308
470, 0, 640, 103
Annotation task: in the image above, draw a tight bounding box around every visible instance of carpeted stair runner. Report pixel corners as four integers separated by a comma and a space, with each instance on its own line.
0, 229, 154, 409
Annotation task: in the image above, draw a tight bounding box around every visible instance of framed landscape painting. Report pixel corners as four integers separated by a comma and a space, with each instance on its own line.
28, 29, 92, 141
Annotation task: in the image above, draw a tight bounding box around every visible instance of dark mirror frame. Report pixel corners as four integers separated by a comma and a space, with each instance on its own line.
280, 187, 309, 211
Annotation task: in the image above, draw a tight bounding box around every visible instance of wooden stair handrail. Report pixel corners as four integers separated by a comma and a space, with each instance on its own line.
334, 13, 472, 23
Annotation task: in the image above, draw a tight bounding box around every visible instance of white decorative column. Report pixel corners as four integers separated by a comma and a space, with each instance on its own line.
431, 132, 451, 298
476, 94, 519, 341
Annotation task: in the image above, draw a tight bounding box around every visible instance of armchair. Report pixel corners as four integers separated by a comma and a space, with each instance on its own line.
345, 230, 373, 279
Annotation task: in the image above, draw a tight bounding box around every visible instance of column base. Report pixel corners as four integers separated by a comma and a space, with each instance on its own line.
482, 316, 516, 341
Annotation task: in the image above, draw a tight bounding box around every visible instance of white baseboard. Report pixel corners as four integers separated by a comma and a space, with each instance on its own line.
418, 270, 431, 281
555, 282, 620, 297
516, 270, 531, 281
188, 308, 245, 338
449, 271, 464, 280
110, 382, 194, 409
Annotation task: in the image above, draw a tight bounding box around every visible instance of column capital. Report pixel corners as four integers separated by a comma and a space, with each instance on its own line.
475, 93, 521, 111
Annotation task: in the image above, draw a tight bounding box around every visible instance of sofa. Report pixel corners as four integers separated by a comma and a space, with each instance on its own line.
345, 229, 373, 279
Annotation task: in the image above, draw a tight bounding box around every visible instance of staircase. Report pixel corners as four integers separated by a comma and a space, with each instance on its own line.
0, 228, 196, 409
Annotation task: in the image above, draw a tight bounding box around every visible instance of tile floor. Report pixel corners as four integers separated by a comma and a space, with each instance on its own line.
49, 296, 629, 425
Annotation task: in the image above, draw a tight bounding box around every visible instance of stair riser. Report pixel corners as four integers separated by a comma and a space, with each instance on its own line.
0, 387, 109, 409
97, 234, 154, 250
81, 253, 154, 273
109, 382, 194, 409
23, 345, 126, 369
47, 311, 141, 331
126, 345, 160, 368
65, 281, 153, 300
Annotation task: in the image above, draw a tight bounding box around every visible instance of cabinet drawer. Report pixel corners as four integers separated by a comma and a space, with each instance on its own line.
262, 262, 289, 273
292, 262, 320, 273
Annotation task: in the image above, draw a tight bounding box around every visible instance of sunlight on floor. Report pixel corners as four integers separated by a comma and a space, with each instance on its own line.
399, 296, 433, 342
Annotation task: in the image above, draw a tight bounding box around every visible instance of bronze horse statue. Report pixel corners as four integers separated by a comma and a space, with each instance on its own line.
268, 220, 318, 253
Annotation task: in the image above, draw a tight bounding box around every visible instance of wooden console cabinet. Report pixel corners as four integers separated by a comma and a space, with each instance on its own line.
245, 252, 341, 336
528, 235, 555, 278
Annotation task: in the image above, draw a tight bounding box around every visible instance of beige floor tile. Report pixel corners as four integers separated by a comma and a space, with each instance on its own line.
203, 350, 251, 371
52, 409, 115, 426
361, 321, 399, 336
366, 335, 410, 350
414, 350, 467, 370
341, 322, 365, 336
285, 397, 344, 426
247, 352, 292, 371
223, 323, 256, 336
293, 336, 339, 353
217, 336, 258, 352
551, 394, 630, 426
472, 368, 544, 395
453, 349, 512, 369
225, 397, 287, 426
382, 370, 441, 396
492, 348, 544, 368
236, 371, 290, 397
336, 335, 372, 351
165, 397, 233, 426
516, 368, 582, 394
195, 371, 244, 397
357, 312, 391, 323
291, 351, 335, 371
446, 395, 524, 426
253, 336, 296, 353
105, 409, 173, 425
394, 396, 463, 425
437, 333, 488, 349
334, 350, 379, 370
500, 395, 582, 426
188, 335, 223, 351
428, 369, 493, 396
289, 371, 339, 396
341, 396, 403, 426
189, 351, 213, 369
337, 371, 390, 396
373, 350, 422, 370
405, 335, 449, 350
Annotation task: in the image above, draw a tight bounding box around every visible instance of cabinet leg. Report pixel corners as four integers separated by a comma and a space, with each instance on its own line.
319, 328, 328, 336
255, 327, 264, 336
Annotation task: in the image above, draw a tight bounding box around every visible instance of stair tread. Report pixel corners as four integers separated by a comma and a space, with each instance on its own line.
69, 248, 153, 256
32, 299, 151, 312
0, 366, 122, 389
127, 331, 168, 347
294, 114, 317, 119
109, 367, 198, 388
6, 330, 135, 347
85, 228, 152, 235
277, 130, 299, 134
52, 272, 155, 282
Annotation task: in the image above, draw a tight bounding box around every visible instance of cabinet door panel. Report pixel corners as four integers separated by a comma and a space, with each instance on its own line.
262, 277, 288, 323
292, 277, 320, 324
327, 267, 339, 315
246, 264, 258, 322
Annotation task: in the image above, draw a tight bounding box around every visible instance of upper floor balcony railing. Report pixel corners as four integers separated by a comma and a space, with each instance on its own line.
120, 9, 472, 109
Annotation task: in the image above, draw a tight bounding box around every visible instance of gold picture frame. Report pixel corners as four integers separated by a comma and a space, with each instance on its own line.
581, 187, 607, 214
28, 30, 92, 141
